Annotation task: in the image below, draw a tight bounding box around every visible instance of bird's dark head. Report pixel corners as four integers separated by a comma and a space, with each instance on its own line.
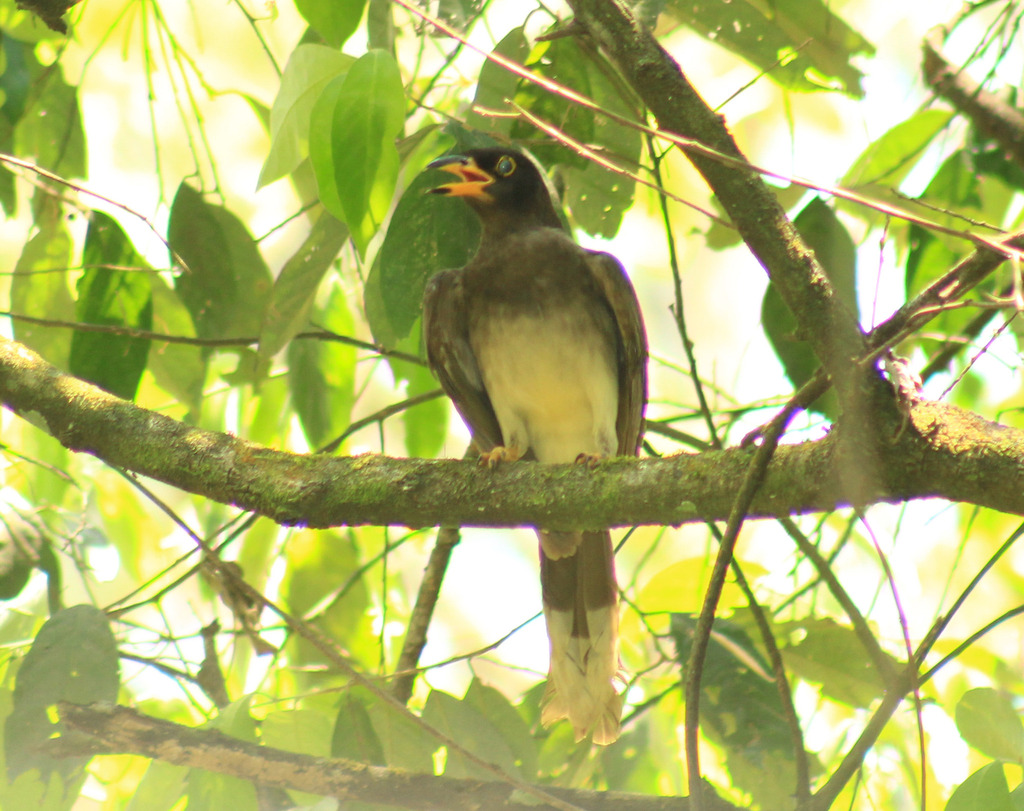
427, 148, 562, 233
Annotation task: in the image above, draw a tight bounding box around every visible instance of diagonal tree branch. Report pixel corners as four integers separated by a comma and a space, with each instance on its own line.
562, 0, 867, 402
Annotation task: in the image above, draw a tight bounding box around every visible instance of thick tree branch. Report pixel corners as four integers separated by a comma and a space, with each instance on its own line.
563, 0, 867, 401
53, 703, 740, 811
3, 335, 1024, 529
923, 30, 1024, 169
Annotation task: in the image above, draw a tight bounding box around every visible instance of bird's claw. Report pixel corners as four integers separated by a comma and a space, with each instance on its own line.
479, 445, 523, 467
574, 452, 603, 469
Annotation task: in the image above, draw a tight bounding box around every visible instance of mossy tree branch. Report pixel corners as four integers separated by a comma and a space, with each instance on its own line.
3, 335, 1024, 530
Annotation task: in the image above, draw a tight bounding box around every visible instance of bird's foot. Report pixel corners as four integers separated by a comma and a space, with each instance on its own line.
479, 445, 523, 467
574, 452, 604, 469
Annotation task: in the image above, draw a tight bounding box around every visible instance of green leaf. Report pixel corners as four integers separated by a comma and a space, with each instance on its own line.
169, 182, 272, 343
670, 614, 797, 810
260, 708, 333, 807
295, 0, 367, 48
5, 606, 119, 784
400, 355, 448, 459
761, 197, 855, 416
466, 27, 529, 137
13, 62, 85, 176
422, 689, 520, 779
258, 45, 355, 189
956, 688, 1024, 762
288, 286, 357, 450
280, 529, 374, 673
667, 0, 873, 96
185, 769, 257, 811
368, 127, 502, 347
309, 50, 405, 253
464, 680, 537, 777
510, 36, 640, 237
11, 197, 74, 368
259, 212, 348, 363
369, 181, 473, 347
782, 617, 894, 707
68, 212, 152, 400
841, 109, 954, 189
0, 513, 55, 602
147, 276, 206, 415
332, 689, 385, 765
333, 686, 435, 773
947, 763, 1014, 811
125, 761, 188, 811
262, 709, 333, 757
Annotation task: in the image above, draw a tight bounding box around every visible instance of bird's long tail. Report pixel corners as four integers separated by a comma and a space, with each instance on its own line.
539, 529, 623, 744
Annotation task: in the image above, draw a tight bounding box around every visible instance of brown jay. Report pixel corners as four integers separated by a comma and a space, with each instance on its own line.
422, 148, 648, 744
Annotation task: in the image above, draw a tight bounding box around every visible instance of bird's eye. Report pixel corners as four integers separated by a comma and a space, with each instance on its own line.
495, 155, 516, 177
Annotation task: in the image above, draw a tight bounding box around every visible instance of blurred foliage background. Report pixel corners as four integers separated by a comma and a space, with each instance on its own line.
2, 0, 1024, 809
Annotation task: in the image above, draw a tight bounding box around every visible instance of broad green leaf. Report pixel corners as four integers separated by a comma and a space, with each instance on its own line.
5, 606, 119, 784
392, 338, 447, 459
309, 50, 405, 253
422, 689, 520, 779
280, 529, 374, 673
637, 557, 750, 613
262, 709, 333, 757
69, 212, 152, 400
125, 761, 188, 811
261, 708, 333, 807
206, 696, 257, 739
464, 680, 537, 777
295, 0, 366, 48
0, 771, 69, 811
147, 276, 206, 416
169, 182, 272, 343
258, 211, 348, 363
903, 150, 993, 369
510, 36, 640, 237
947, 763, 1014, 811
334, 686, 435, 773
0, 513, 53, 602
782, 618, 895, 707
841, 109, 954, 189
332, 689, 385, 765
667, 0, 873, 96
466, 27, 529, 136
11, 196, 74, 369
186, 769, 258, 811
762, 197, 855, 417
511, 38, 592, 170
670, 614, 797, 809
363, 690, 437, 773
0, 37, 38, 215
258, 45, 355, 188
367, 128, 489, 347
956, 688, 1024, 762
288, 286, 357, 449
369, 128, 497, 347
13, 62, 85, 176
247, 373, 290, 445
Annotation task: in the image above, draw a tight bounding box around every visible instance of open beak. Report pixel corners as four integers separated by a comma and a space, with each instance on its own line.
427, 155, 495, 200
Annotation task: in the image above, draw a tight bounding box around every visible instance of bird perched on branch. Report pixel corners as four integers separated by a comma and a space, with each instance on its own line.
422, 147, 648, 744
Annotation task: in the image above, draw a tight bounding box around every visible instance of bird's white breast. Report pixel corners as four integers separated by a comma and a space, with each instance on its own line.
471, 308, 618, 464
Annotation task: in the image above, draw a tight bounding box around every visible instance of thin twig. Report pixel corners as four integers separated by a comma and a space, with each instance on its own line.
685, 396, 801, 811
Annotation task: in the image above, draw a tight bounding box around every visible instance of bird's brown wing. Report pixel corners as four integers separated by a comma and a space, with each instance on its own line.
586, 251, 648, 456
422, 268, 503, 452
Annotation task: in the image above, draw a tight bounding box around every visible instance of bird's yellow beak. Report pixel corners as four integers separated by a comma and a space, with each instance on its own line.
427, 155, 495, 200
